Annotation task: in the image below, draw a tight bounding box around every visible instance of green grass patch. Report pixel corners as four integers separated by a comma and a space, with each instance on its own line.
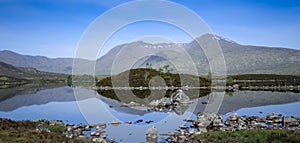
0, 118, 91, 143
44, 123, 66, 135
196, 129, 300, 143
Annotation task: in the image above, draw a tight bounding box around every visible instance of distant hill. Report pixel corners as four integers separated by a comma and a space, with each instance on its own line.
0, 61, 67, 81
1, 34, 299, 75
0, 50, 93, 74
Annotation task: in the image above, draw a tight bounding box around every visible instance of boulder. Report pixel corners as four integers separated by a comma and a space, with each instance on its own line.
197, 112, 222, 122
252, 122, 266, 129
213, 120, 224, 127
266, 113, 282, 123
49, 120, 63, 126
170, 89, 190, 103
146, 126, 158, 143
84, 125, 91, 131
92, 137, 107, 143
94, 123, 107, 130
245, 116, 260, 122
283, 117, 299, 127
36, 124, 50, 133
148, 89, 191, 115
159, 97, 172, 107
174, 104, 189, 115
196, 112, 223, 129
267, 117, 282, 125
227, 113, 240, 121
225, 113, 247, 129
149, 100, 160, 107
111, 120, 121, 126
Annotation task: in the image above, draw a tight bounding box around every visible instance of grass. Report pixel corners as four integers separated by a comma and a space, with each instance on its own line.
196, 129, 300, 143
228, 74, 300, 86
0, 118, 91, 143
44, 123, 66, 135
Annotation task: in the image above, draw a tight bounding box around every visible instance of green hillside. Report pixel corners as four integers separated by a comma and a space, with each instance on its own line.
0, 61, 67, 84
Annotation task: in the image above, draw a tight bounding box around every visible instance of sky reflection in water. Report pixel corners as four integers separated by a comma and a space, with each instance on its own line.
0, 86, 300, 142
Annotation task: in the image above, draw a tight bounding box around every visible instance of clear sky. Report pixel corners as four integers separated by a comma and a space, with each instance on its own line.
0, 0, 300, 58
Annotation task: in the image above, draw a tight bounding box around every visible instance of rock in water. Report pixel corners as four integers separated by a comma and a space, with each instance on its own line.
225, 113, 248, 130
159, 97, 172, 107
149, 97, 171, 107
111, 120, 121, 126
196, 112, 223, 129
146, 126, 158, 143
170, 89, 190, 103
283, 117, 299, 127
149, 100, 160, 107
148, 89, 191, 115
174, 104, 189, 115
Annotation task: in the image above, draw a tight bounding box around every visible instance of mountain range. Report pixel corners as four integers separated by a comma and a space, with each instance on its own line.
0, 61, 66, 87
0, 34, 299, 75
0, 50, 93, 74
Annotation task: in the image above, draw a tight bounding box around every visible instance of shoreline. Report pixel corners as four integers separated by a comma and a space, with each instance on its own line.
95, 85, 300, 91
1, 112, 300, 143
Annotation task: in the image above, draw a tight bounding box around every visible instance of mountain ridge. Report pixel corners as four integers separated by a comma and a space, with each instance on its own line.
0, 35, 299, 75
0, 61, 67, 80
95, 34, 300, 75
0, 50, 94, 74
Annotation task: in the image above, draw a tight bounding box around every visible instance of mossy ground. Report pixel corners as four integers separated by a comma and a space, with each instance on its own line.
0, 118, 91, 143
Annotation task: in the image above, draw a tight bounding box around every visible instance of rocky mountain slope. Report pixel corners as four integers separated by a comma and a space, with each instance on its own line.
0, 61, 66, 80
95, 34, 300, 75
1, 34, 299, 75
0, 50, 93, 74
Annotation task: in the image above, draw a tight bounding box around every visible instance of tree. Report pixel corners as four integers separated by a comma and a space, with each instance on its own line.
144, 71, 150, 81
146, 62, 152, 69
227, 91, 234, 96
162, 65, 173, 74
207, 72, 212, 81
157, 67, 163, 74
67, 75, 72, 87
163, 65, 169, 70
40, 78, 47, 84
169, 78, 175, 86
227, 77, 234, 85
95, 76, 99, 83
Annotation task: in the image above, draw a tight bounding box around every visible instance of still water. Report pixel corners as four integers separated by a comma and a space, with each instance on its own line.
0, 85, 300, 142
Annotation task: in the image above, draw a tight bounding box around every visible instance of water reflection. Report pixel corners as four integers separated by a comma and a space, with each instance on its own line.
97, 89, 210, 103
0, 83, 65, 103
0, 85, 300, 142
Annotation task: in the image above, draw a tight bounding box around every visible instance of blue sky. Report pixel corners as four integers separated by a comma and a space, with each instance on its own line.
0, 0, 300, 58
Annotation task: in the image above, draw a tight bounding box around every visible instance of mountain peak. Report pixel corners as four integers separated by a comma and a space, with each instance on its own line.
214, 35, 236, 44
194, 34, 237, 44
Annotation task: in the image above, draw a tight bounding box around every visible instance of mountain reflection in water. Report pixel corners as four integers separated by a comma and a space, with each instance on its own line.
0, 85, 300, 142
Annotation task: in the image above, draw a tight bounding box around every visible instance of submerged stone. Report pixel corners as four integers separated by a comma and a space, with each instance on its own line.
146, 126, 158, 143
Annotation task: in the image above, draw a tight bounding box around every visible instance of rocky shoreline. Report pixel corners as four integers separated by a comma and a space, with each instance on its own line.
157, 112, 300, 143
1, 111, 299, 143
1, 89, 300, 143
34, 112, 300, 143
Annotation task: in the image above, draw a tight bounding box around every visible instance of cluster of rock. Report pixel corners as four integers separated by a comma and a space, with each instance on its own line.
164, 112, 300, 142
35, 120, 113, 143
148, 89, 191, 115
65, 123, 110, 142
